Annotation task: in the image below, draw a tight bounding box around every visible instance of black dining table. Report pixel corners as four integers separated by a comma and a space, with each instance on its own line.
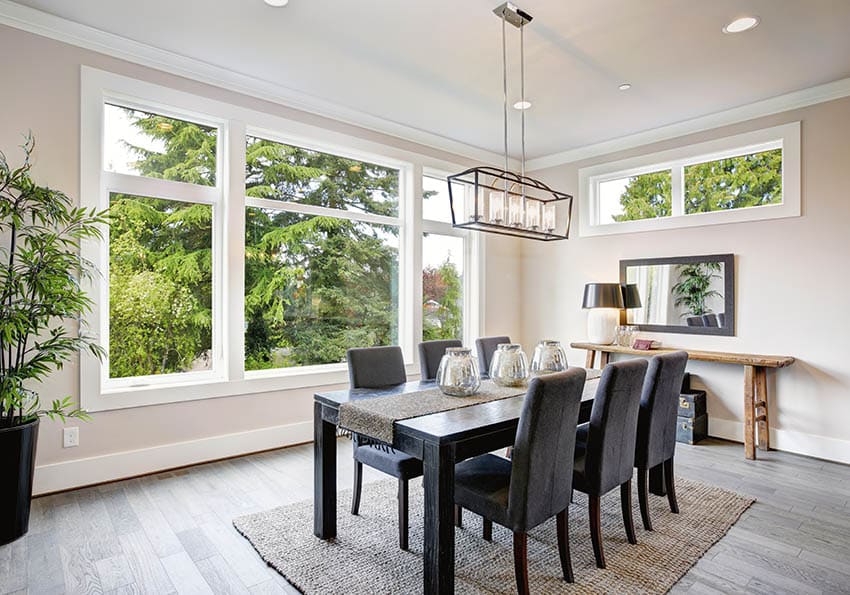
313, 376, 599, 594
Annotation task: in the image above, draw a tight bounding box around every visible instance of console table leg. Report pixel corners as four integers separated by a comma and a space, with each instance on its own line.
599, 352, 610, 367
756, 367, 770, 451
744, 365, 756, 460
585, 350, 596, 368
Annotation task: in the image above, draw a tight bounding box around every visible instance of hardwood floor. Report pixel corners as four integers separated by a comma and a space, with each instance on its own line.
2, 438, 849, 594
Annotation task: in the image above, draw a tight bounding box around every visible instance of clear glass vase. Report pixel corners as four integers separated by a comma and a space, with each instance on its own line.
436, 348, 481, 396
530, 339, 568, 376
489, 343, 529, 387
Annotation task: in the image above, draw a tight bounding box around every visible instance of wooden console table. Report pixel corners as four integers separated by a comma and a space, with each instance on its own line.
571, 342, 795, 460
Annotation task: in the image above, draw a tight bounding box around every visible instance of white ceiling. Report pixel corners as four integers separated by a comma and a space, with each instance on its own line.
9, 0, 850, 159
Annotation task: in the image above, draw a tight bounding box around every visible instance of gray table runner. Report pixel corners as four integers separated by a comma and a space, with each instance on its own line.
339, 369, 602, 445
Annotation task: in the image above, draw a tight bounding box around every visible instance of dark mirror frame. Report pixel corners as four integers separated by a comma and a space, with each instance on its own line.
619, 253, 735, 336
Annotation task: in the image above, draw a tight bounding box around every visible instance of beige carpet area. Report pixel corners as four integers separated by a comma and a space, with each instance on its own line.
233, 476, 754, 594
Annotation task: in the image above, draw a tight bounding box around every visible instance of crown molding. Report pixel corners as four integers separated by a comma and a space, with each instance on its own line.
526, 76, 850, 171
0, 0, 514, 167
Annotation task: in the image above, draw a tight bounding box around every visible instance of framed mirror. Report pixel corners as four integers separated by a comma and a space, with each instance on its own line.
619, 254, 735, 336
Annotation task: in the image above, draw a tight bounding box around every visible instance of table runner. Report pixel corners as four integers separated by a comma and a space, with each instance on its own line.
339, 369, 602, 445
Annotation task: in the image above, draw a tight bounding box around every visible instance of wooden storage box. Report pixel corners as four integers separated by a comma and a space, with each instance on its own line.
677, 414, 707, 445
678, 390, 707, 418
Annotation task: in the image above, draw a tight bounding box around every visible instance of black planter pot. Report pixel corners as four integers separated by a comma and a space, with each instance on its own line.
0, 418, 39, 545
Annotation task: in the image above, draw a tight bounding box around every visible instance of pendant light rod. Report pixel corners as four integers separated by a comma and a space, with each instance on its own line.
502, 12, 509, 198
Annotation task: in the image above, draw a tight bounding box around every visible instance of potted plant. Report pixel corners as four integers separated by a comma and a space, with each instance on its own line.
0, 134, 106, 545
672, 262, 722, 318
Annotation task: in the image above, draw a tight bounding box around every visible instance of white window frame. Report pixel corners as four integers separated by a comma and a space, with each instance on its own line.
421, 170, 483, 348
81, 67, 480, 411
578, 122, 801, 237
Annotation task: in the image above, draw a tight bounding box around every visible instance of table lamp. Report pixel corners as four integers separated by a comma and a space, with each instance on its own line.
621, 283, 642, 310
582, 283, 625, 344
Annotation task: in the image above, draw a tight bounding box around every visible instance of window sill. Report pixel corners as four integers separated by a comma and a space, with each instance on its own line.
83, 361, 418, 412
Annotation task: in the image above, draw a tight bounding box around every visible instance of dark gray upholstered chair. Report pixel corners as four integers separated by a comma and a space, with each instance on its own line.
454, 369, 587, 593
475, 335, 511, 378
573, 359, 648, 569
346, 346, 422, 550
418, 339, 463, 380
634, 351, 689, 531
717, 312, 726, 327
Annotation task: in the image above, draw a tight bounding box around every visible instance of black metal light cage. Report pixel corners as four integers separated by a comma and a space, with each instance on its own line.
447, 165, 574, 241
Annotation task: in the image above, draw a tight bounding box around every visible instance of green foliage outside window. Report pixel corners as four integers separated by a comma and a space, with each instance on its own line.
422, 258, 463, 341
612, 170, 672, 222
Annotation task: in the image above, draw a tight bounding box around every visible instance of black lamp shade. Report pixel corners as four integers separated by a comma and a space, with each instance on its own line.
621, 284, 642, 309
582, 283, 625, 309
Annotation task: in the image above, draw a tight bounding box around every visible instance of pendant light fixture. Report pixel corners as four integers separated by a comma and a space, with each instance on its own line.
447, 2, 573, 241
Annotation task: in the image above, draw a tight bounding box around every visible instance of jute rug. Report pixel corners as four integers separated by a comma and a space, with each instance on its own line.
234, 477, 753, 594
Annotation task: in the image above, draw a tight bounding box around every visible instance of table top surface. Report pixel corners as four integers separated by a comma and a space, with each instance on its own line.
571, 342, 795, 368
316, 375, 600, 444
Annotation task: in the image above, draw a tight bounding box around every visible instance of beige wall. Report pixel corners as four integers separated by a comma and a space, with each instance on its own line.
0, 25, 523, 491
522, 96, 850, 462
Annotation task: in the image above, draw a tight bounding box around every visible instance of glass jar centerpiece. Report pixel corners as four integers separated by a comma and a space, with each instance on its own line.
489, 343, 529, 387
436, 347, 481, 396
530, 339, 568, 376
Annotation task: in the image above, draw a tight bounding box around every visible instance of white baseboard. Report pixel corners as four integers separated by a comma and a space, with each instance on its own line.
33, 421, 313, 495
708, 418, 850, 465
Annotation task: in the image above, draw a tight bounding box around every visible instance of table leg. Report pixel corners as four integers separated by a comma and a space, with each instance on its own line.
648, 463, 666, 496
423, 441, 455, 595
744, 365, 756, 460
599, 352, 610, 367
755, 367, 770, 451
585, 349, 596, 368
314, 401, 337, 538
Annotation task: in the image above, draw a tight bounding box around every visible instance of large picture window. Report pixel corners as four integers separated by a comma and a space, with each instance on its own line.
81, 68, 479, 410
244, 136, 402, 371
579, 122, 800, 236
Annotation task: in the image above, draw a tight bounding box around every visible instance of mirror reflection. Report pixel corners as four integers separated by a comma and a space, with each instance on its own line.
621, 254, 734, 335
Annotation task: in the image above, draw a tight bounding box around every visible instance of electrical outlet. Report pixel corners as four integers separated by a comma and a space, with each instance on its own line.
63, 426, 79, 448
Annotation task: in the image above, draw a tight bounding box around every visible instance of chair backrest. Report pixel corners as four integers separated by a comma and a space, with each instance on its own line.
686, 316, 704, 327
475, 336, 511, 377
507, 368, 586, 532
635, 351, 689, 469
418, 339, 463, 380
583, 359, 648, 494
346, 346, 407, 389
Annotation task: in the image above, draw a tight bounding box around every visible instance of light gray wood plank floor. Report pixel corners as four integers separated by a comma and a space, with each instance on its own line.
2, 438, 849, 594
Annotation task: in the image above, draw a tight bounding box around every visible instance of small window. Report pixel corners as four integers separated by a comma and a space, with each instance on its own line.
598, 170, 672, 223
684, 148, 782, 214
422, 175, 465, 224
422, 233, 464, 341
104, 104, 217, 186
579, 122, 800, 237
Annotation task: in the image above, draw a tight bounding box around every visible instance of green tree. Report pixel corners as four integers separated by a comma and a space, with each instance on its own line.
615, 148, 782, 222
613, 171, 671, 222
422, 258, 463, 341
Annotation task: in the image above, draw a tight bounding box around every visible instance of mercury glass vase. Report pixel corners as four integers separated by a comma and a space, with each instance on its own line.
436, 347, 481, 396
489, 343, 529, 387
530, 339, 568, 376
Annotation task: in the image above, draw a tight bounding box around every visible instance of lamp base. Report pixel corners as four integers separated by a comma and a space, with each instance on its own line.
587, 309, 619, 345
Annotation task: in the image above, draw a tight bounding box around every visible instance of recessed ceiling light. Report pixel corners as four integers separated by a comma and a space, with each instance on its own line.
513, 100, 532, 110
264, 0, 289, 6
722, 16, 759, 34
618, 83, 631, 91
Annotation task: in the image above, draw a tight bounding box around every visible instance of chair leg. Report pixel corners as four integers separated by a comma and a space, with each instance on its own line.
621, 480, 637, 545
513, 532, 530, 595
351, 461, 363, 515
637, 466, 652, 531
588, 494, 605, 569
483, 518, 493, 541
454, 505, 463, 528
664, 457, 679, 514
556, 509, 574, 583
398, 479, 409, 550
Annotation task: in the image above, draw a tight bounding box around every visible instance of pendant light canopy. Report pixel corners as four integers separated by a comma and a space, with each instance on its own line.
447, 2, 573, 241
